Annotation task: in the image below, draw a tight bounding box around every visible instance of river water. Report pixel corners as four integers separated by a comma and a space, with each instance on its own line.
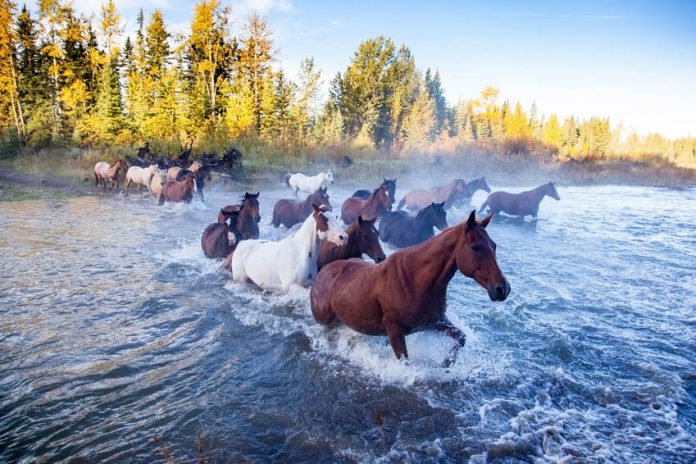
0, 180, 695, 463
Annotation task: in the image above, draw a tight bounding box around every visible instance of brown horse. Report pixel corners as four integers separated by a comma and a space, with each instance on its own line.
201, 209, 242, 259
93, 159, 126, 190
341, 185, 392, 225
397, 178, 468, 211
352, 178, 397, 205
218, 192, 261, 239
158, 175, 196, 205
379, 201, 448, 248
272, 187, 332, 229
310, 211, 510, 366
479, 182, 560, 218
317, 216, 386, 271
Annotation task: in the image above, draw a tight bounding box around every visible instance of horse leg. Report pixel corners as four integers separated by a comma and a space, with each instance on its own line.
310, 276, 336, 325
435, 316, 466, 367
384, 320, 408, 360
124, 178, 130, 195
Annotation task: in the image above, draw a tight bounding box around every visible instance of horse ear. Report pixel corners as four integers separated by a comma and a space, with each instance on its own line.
466, 210, 477, 230
358, 215, 363, 225
439, 201, 445, 207
480, 212, 494, 228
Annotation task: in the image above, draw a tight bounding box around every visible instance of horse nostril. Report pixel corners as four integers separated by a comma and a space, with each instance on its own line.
339, 235, 345, 241
496, 286, 505, 297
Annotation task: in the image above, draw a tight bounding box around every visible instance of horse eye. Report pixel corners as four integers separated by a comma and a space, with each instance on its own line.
471, 244, 483, 252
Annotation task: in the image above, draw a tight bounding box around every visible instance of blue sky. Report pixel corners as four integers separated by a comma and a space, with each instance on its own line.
26, 0, 696, 137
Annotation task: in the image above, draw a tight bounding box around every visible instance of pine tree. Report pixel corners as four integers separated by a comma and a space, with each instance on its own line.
15, 4, 45, 110
424, 68, 447, 135
402, 82, 436, 153
541, 114, 563, 149
292, 57, 321, 146
0, 0, 25, 137
239, 13, 273, 131
145, 10, 170, 77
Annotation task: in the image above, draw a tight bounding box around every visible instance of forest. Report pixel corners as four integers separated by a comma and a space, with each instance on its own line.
1, 0, 695, 168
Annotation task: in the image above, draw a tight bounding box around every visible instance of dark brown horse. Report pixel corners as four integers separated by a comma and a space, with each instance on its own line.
317, 216, 386, 271
352, 178, 397, 205
379, 201, 448, 248
310, 211, 509, 366
341, 184, 392, 225
201, 209, 242, 259
479, 182, 560, 218
397, 178, 468, 211
158, 175, 196, 205
218, 192, 261, 239
93, 159, 126, 190
272, 187, 332, 229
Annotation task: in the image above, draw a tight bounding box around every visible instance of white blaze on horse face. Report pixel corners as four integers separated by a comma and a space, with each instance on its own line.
319, 212, 347, 246
227, 231, 237, 246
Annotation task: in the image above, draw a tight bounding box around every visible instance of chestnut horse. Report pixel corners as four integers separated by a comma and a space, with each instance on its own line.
201, 208, 242, 259
352, 178, 397, 205
479, 182, 560, 218
317, 216, 386, 271
177, 166, 211, 202
379, 201, 448, 248
158, 175, 197, 205
272, 187, 332, 229
397, 178, 468, 211
341, 184, 392, 225
310, 211, 510, 366
218, 192, 261, 239
93, 159, 126, 190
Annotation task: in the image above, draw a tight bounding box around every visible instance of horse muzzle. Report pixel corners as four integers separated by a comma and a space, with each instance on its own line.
488, 279, 510, 301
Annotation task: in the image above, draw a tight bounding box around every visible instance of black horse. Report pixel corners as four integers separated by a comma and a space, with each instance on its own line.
378, 202, 448, 248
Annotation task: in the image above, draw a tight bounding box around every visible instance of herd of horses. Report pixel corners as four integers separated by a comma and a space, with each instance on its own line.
93, 159, 560, 366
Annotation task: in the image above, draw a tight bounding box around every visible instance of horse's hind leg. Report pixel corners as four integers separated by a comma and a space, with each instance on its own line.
310, 276, 336, 325
435, 316, 466, 367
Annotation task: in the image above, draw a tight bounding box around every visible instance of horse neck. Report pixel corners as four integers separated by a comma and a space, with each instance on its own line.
291, 215, 322, 259
464, 179, 478, 195
442, 181, 460, 208
400, 225, 461, 292
366, 193, 385, 215
525, 185, 548, 203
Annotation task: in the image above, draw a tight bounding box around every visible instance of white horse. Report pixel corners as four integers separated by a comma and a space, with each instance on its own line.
149, 167, 168, 200
231, 205, 347, 293
124, 165, 157, 196
285, 170, 334, 196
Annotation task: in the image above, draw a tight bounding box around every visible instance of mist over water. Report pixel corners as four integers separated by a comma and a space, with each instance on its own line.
1, 177, 695, 463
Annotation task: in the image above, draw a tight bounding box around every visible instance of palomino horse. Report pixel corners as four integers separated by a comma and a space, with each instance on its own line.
341, 185, 392, 225
167, 160, 202, 181
124, 164, 157, 196
158, 175, 197, 205
201, 208, 242, 259
231, 205, 347, 293
397, 178, 468, 211
93, 159, 126, 190
218, 192, 261, 239
479, 182, 560, 218
379, 202, 448, 248
311, 211, 509, 366
272, 187, 332, 229
149, 167, 168, 200
317, 216, 386, 271
285, 170, 334, 196
352, 178, 397, 205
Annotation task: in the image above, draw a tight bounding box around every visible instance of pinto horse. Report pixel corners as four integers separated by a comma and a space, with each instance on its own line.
341, 184, 392, 225
158, 175, 197, 205
218, 192, 261, 239
124, 164, 157, 196
317, 216, 386, 271
310, 211, 510, 366
285, 170, 334, 196
272, 187, 332, 229
231, 205, 347, 293
201, 208, 242, 259
479, 182, 560, 218
93, 159, 126, 190
379, 201, 448, 248
352, 178, 397, 205
397, 178, 468, 211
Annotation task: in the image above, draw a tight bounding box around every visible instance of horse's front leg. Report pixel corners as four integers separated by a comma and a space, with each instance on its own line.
435, 316, 466, 367
384, 319, 408, 360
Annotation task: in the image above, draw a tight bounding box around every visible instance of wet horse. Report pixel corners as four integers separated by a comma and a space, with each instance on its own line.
379, 201, 448, 248
158, 175, 197, 205
352, 178, 397, 205
231, 205, 347, 293
479, 182, 560, 218
149, 167, 168, 200
218, 192, 261, 239
93, 159, 126, 190
201, 208, 243, 259
167, 160, 202, 181
451, 177, 492, 206
317, 216, 386, 271
285, 170, 334, 196
341, 184, 392, 225
397, 178, 468, 211
124, 164, 157, 196
177, 166, 211, 202
310, 211, 510, 366
272, 187, 332, 229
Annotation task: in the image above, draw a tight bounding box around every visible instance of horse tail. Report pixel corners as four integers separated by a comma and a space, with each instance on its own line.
284, 173, 292, 187
396, 197, 406, 211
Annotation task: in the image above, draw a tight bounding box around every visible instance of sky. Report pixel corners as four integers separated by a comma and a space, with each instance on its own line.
24, 0, 696, 138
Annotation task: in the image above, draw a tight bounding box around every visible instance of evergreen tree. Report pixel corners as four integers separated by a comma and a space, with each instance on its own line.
145, 9, 170, 76
292, 57, 321, 146
15, 4, 45, 110
402, 82, 436, 152
0, 0, 25, 137
541, 114, 562, 149
239, 13, 273, 131
424, 68, 447, 135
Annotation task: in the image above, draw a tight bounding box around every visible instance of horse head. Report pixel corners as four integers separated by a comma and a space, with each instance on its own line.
455, 210, 510, 302
310, 187, 332, 212
420, 202, 448, 231
324, 170, 335, 184
478, 177, 492, 193
453, 178, 467, 194
383, 178, 397, 204
355, 215, 386, 263
372, 184, 392, 213
222, 209, 242, 246
243, 192, 262, 223
546, 182, 560, 200
312, 204, 346, 246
